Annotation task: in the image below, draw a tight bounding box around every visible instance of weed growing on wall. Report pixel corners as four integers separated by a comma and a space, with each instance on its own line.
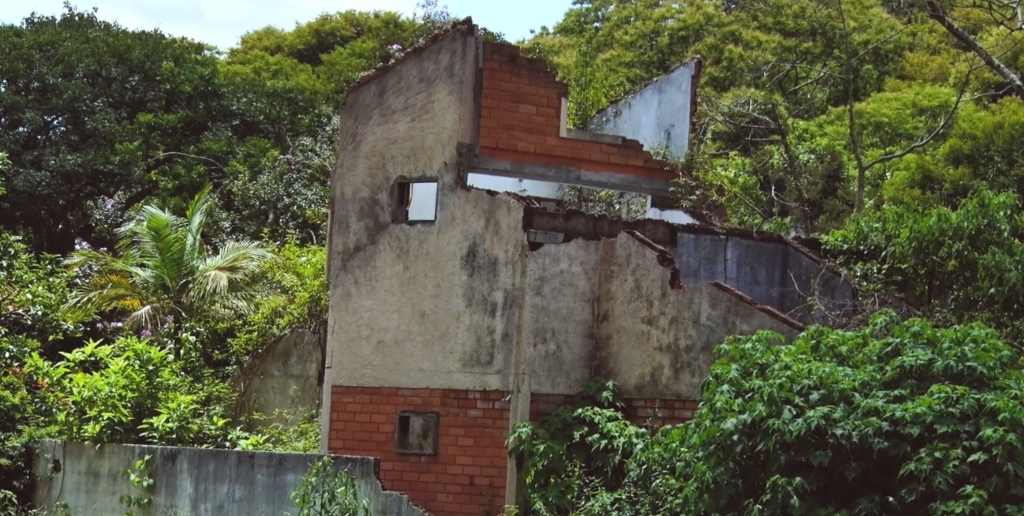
119, 455, 154, 516
290, 457, 369, 516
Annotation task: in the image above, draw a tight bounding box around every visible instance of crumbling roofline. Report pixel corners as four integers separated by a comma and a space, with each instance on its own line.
624, 230, 684, 291
346, 17, 478, 96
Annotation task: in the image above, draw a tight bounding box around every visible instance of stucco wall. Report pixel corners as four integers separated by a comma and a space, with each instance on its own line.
31, 440, 424, 516
327, 29, 827, 430
234, 329, 322, 425
324, 27, 484, 448
590, 60, 699, 160
328, 189, 524, 392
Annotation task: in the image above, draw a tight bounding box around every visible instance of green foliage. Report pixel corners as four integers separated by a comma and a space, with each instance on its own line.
0, 5, 226, 254
516, 315, 1024, 515
659, 313, 1024, 514
290, 457, 370, 516
65, 185, 274, 332
23, 336, 233, 446
225, 240, 326, 360
508, 381, 649, 514
0, 345, 42, 506
0, 232, 84, 347
230, 411, 321, 453
825, 188, 1024, 342
228, 10, 419, 99
0, 231, 83, 505
119, 455, 154, 516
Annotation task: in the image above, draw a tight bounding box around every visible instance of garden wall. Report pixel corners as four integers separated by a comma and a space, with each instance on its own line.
31, 440, 425, 516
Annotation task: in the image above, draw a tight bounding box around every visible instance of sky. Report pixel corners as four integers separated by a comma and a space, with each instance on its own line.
0, 0, 573, 51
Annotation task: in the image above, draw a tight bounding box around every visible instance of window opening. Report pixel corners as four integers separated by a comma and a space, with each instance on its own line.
392, 180, 438, 223
395, 411, 440, 455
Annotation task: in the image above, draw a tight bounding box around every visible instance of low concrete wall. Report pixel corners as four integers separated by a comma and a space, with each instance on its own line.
31, 440, 425, 516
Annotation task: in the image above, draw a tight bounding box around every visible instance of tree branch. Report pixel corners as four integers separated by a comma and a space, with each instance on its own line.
925, 0, 1024, 100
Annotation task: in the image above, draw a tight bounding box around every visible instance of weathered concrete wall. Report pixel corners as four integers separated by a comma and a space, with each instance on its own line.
324, 26, 483, 447
675, 230, 856, 323
31, 440, 424, 516
590, 60, 700, 160
328, 188, 524, 392
596, 237, 797, 398
234, 329, 322, 425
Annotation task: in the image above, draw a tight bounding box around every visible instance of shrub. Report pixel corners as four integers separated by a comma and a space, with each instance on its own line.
515, 314, 1024, 515
641, 312, 1024, 514
290, 456, 369, 516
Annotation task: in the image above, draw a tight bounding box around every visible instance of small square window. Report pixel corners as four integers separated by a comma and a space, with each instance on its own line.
392, 180, 437, 223
396, 411, 440, 455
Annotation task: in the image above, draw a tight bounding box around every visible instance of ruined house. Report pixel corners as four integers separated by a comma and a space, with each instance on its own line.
321, 20, 854, 516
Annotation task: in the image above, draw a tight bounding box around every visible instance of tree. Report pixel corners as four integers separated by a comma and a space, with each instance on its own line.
0, 5, 229, 253
824, 187, 1024, 343
921, 0, 1024, 100
66, 185, 273, 332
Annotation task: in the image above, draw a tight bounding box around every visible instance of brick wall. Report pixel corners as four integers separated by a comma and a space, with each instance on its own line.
479, 42, 679, 181
530, 393, 699, 428
328, 386, 697, 515
328, 386, 510, 516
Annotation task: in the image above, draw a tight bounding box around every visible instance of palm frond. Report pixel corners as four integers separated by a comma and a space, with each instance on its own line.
188, 240, 273, 309
124, 302, 179, 331
119, 205, 188, 297
185, 184, 214, 266
65, 272, 148, 320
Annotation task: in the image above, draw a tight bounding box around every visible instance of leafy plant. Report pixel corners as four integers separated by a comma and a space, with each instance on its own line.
65, 185, 274, 333
508, 380, 648, 515
23, 336, 233, 446
290, 457, 369, 516
824, 187, 1024, 342
119, 455, 155, 516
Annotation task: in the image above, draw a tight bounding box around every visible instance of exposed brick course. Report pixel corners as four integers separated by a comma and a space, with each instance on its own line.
478, 42, 680, 182
329, 386, 510, 516
329, 386, 698, 515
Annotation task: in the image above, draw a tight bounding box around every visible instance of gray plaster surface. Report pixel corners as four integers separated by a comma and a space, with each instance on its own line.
31, 440, 425, 516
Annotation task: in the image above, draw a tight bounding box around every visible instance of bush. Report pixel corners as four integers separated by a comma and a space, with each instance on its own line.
642, 313, 1024, 514
22, 336, 235, 447
290, 456, 369, 516
508, 381, 649, 515
516, 314, 1024, 515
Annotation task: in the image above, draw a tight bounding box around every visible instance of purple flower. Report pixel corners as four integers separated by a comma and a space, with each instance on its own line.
140, 330, 152, 338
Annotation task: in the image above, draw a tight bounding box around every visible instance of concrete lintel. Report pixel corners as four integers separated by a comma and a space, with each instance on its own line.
564, 129, 624, 146
470, 155, 676, 196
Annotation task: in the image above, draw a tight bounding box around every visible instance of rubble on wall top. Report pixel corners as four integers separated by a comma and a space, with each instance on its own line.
496, 190, 845, 277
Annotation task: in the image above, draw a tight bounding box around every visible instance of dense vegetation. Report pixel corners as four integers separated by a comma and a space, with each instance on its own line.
3, 0, 1024, 512
512, 314, 1024, 514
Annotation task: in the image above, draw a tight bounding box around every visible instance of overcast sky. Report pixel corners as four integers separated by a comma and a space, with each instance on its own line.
0, 0, 572, 50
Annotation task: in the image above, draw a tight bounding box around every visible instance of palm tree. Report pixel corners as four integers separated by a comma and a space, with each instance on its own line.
66, 185, 274, 332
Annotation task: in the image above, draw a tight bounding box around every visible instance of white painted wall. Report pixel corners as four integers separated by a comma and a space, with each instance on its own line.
590, 60, 698, 161
645, 207, 698, 225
